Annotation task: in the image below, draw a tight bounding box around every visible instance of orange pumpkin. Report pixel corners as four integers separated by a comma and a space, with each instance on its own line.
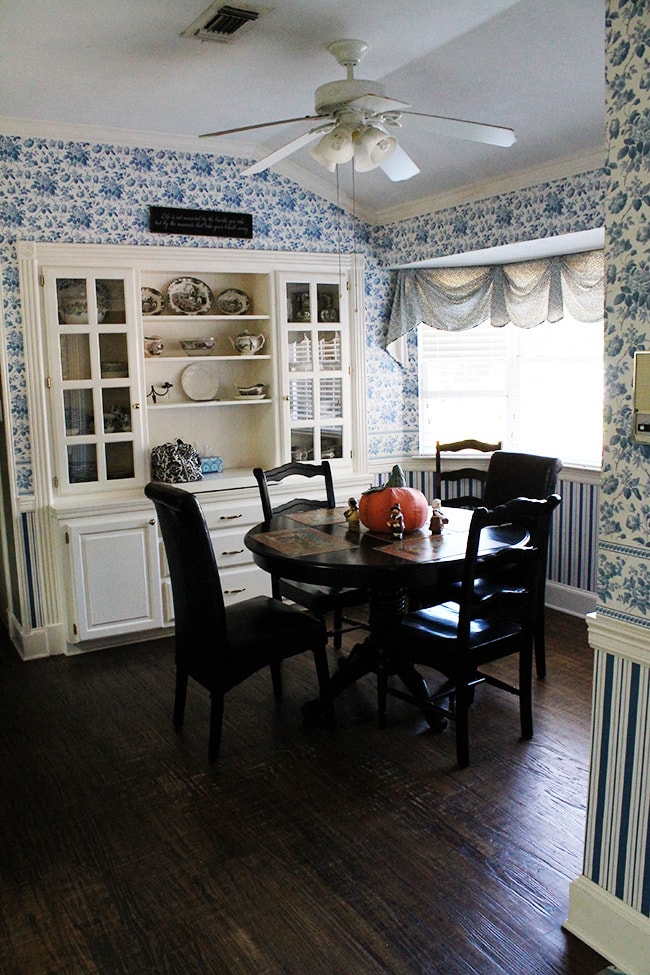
359, 465, 429, 534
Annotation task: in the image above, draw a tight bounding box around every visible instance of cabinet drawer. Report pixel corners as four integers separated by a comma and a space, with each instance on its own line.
203, 498, 261, 531
162, 564, 271, 621
209, 524, 250, 568
158, 522, 253, 576
220, 564, 272, 603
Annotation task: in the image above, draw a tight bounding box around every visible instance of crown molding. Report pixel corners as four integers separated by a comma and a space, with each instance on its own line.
373, 147, 607, 226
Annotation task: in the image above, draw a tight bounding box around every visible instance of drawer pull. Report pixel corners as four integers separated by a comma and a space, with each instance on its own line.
220, 513, 243, 520
224, 587, 246, 595
222, 549, 244, 556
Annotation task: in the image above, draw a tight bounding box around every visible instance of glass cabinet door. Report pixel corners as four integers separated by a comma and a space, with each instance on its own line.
282, 276, 349, 465
44, 268, 144, 493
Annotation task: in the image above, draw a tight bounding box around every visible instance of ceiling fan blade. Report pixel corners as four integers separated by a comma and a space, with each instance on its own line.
200, 115, 323, 139
402, 112, 516, 147
240, 125, 334, 176
380, 145, 421, 182
345, 94, 412, 115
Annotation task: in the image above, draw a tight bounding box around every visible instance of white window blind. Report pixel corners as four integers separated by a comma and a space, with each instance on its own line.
418, 313, 603, 467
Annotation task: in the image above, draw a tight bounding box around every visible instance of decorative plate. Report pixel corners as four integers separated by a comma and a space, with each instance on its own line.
181, 363, 219, 401
216, 288, 250, 315
141, 287, 165, 316
167, 277, 214, 315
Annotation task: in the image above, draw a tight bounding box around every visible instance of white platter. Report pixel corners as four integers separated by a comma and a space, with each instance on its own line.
181, 363, 219, 401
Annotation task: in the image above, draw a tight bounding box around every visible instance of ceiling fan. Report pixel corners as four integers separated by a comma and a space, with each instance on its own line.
200, 39, 516, 182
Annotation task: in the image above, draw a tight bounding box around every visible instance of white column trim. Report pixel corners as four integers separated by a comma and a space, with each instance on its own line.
566, 874, 650, 974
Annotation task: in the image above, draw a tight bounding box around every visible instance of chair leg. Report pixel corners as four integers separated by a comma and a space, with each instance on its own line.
455, 684, 471, 768
519, 644, 534, 740
332, 606, 343, 650
534, 584, 547, 678
173, 668, 188, 729
312, 646, 336, 730
534, 607, 547, 679
270, 660, 283, 699
208, 692, 225, 763
377, 667, 389, 730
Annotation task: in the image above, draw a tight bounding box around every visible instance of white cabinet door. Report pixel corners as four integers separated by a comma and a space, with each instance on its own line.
42, 267, 146, 495
277, 271, 357, 470
65, 513, 163, 641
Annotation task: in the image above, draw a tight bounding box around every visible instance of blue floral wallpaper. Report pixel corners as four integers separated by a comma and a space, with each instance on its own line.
1, 133, 603, 494
598, 0, 650, 626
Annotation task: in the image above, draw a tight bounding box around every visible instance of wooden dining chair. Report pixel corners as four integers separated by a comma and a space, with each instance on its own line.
435, 439, 502, 508
408, 439, 502, 610
253, 461, 369, 649
385, 495, 561, 768
483, 451, 562, 678
144, 481, 334, 762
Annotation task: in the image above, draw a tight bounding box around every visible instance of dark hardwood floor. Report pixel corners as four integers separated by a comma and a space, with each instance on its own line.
0, 609, 609, 975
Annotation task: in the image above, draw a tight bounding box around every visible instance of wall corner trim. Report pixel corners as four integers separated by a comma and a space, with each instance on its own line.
565, 874, 650, 975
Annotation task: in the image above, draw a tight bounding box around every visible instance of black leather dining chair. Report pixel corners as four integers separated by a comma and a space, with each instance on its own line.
253, 461, 369, 648
386, 495, 561, 768
483, 451, 562, 678
483, 450, 562, 508
144, 481, 334, 763
435, 438, 502, 508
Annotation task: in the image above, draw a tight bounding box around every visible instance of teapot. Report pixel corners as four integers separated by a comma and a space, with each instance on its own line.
230, 330, 265, 355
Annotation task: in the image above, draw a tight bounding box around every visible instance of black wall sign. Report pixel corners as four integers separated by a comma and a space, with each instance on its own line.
149, 206, 253, 239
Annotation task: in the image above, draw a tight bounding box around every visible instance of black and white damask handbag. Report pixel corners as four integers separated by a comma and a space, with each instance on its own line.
150, 439, 203, 483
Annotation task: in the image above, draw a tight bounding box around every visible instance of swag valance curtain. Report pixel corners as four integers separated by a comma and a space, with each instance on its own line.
385, 249, 604, 366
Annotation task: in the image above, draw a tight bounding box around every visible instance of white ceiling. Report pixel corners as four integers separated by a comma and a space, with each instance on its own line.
0, 0, 605, 225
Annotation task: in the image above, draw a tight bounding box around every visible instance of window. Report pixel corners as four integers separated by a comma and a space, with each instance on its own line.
418, 313, 603, 467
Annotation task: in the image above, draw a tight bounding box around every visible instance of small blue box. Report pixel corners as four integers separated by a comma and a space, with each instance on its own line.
200, 456, 223, 474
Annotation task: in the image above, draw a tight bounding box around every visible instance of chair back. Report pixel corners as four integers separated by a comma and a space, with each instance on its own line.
457, 495, 562, 644
483, 451, 562, 508
144, 482, 226, 685
253, 461, 336, 520
435, 439, 502, 508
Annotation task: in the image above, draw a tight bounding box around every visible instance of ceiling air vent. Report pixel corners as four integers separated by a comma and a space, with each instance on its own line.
182, 3, 265, 43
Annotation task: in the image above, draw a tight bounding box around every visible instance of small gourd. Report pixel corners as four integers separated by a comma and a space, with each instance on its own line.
359, 465, 429, 534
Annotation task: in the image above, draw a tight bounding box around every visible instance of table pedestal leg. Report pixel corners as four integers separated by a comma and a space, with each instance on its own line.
302, 586, 446, 731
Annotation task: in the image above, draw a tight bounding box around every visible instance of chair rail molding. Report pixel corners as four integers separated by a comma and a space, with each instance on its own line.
588, 610, 650, 669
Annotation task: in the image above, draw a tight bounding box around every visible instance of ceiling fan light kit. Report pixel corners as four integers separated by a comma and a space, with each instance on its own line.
200, 38, 516, 182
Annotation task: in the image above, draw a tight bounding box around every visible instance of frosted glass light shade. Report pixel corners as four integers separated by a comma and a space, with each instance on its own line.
309, 126, 354, 170
354, 126, 398, 172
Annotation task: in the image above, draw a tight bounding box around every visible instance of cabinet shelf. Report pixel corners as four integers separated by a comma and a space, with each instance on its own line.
144, 354, 271, 362
148, 398, 272, 410
144, 314, 270, 323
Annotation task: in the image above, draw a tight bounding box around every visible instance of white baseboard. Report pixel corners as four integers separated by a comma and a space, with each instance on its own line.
10, 615, 68, 660
565, 875, 650, 974
546, 580, 596, 618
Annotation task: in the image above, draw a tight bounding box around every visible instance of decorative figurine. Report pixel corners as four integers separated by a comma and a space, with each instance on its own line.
387, 502, 405, 539
344, 497, 360, 530
430, 498, 449, 535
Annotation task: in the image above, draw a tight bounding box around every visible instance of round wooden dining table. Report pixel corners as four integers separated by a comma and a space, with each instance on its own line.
244, 506, 526, 727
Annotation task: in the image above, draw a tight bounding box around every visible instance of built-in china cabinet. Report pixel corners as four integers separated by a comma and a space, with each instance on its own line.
15, 242, 369, 657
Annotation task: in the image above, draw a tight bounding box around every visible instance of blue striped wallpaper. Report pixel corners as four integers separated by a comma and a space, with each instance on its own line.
584, 650, 650, 917
375, 467, 599, 597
